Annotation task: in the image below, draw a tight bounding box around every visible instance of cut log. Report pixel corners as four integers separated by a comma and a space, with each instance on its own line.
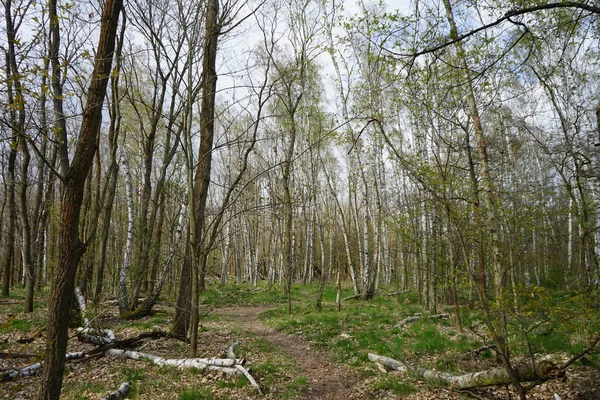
395, 313, 450, 327
65, 352, 86, 361
100, 381, 130, 400
368, 353, 565, 389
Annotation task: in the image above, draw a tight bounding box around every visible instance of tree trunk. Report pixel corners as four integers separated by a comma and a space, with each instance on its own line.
1, 52, 17, 298
173, 230, 192, 337
442, 0, 518, 396
38, 1, 123, 398
118, 157, 134, 314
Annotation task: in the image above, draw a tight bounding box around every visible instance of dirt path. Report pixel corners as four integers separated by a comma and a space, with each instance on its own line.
217, 306, 363, 400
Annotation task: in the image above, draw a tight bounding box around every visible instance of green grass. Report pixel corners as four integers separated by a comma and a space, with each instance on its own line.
179, 388, 214, 400
66, 381, 110, 399
199, 281, 310, 307
258, 286, 479, 368
216, 375, 249, 389
284, 376, 309, 398
371, 375, 416, 396
0, 317, 34, 333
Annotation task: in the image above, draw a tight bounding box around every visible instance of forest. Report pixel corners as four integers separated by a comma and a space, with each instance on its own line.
1, 0, 600, 399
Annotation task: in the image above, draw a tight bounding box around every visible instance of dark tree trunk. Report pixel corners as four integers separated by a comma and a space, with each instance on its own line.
1, 97, 16, 298
37, 1, 123, 398
173, 234, 193, 337
189, 0, 220, 356
4, 0, 29, 301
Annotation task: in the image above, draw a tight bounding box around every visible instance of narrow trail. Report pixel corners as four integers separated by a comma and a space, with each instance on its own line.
217, 306, 363, 400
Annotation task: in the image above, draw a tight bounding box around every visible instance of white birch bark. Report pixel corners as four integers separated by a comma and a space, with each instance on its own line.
119, 156, 134, 314
100, 382, 130, 400
369, 353, 564, 389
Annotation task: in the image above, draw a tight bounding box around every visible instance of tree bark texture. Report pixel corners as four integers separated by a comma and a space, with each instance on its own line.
38, 0, 123, 398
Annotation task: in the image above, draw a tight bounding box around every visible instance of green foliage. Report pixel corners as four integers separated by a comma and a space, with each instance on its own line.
285, 376, 309, 395
68, 381, 108, 399
0, 317, 33, 333
263, 286, 479, 367
179, 388, 214, 400
410, 324, 453, 353
199, 282, 298, 307
216, 376, 249, 389
122, 366, 146, 383
508, 286, 600, 358
371, 375, 416, 396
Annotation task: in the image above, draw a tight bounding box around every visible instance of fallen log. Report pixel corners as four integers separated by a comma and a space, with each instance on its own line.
395, 313, 450, 327
1, 352, 86, 382
105, 349, 245, 371
0, 362, 42, 382
368, 353, 565, 389
100, 381, 130, 400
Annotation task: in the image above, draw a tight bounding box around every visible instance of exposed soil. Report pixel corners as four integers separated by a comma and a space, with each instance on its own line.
216, 306, 364, 399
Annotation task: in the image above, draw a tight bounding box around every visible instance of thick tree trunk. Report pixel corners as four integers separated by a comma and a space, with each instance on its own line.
37, 1, 123, 398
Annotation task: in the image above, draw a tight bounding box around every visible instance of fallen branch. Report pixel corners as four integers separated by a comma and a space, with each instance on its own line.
235, 364, 262, 394
100, 381, 130, 400
368, 353, 565, 389
386, 290, 409, 296
77, 327, 116, 345
455, 345, 497, 360
0, 352, 40, 359
341, 294, 361, 302
559, 334, 600, 370
75, 287, 116, 345
395, 313, 450, 327
86, 330, 187, 356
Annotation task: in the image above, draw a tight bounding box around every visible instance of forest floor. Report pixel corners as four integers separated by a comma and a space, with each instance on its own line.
213, 304, 600, 400
216, 305, 362, 399
2, 287, 600, 399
